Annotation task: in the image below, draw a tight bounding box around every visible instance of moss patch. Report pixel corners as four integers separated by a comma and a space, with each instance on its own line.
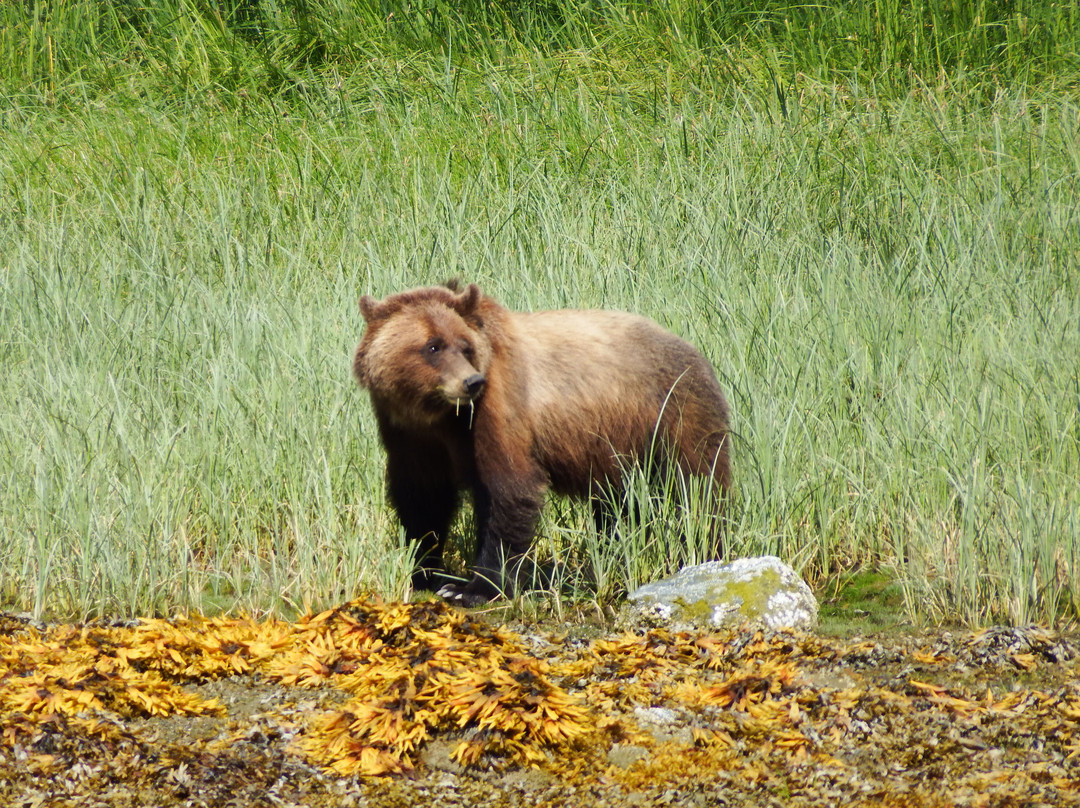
819, 570, 908, 635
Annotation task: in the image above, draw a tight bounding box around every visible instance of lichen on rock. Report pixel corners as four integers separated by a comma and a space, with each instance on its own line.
622, 556, 818, 631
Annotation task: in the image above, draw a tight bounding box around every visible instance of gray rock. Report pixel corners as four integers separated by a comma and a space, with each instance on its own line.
606, 744, 649, 769
623, 556, 818, 631
632, 707, 695, 744
633, 706, 678, 726
419, 739, 467, 774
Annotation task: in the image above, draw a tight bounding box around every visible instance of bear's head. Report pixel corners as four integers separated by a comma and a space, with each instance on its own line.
353, 283, 493, 426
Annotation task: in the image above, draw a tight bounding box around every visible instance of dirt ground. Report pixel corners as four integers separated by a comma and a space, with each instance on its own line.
1, 602, 1078, 807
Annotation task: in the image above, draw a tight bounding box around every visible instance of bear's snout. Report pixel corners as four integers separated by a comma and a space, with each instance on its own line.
463, 373, 486, 398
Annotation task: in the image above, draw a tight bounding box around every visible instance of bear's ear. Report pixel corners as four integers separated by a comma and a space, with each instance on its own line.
453, 283, 482, 317
358, 295, 382, 323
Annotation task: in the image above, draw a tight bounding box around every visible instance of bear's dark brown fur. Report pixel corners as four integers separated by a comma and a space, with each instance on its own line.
353, 283, 731, 605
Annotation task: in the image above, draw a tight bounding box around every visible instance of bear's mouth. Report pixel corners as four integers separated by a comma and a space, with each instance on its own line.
444, 391, 482, 410
439, 373, 486, 408
439, 384, 483, 428
428, 388, 482, 413
454, 397, 477, 427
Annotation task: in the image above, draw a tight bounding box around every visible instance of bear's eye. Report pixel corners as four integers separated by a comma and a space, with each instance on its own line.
424, 339, 441, 355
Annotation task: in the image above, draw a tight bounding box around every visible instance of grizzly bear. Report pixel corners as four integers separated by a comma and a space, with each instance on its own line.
353, 282, 731, 606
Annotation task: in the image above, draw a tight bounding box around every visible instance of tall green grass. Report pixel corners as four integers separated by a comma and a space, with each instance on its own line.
1, 3, 1077, 625
4, 1, 1078, 102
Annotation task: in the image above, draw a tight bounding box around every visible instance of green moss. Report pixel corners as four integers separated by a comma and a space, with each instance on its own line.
715, 568, 784, 619
670, 567, 786, 626
819, 570, 907, 636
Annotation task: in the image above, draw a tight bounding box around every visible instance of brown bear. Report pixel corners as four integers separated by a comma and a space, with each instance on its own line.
353, 282, 731, 606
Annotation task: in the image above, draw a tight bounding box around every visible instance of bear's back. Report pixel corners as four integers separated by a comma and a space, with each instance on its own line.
511, 308, 714, 404
504, 308, 727, 493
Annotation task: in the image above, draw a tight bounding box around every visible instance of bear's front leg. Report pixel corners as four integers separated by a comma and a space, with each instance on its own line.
384, 447, 461, 593
437, 475, 545, 606
390, 482, 460, 592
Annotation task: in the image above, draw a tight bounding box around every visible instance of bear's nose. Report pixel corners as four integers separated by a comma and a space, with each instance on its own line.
464, 373, 486, 397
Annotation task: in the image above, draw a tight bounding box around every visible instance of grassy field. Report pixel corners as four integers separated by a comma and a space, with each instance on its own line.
1, 1, 1078, 625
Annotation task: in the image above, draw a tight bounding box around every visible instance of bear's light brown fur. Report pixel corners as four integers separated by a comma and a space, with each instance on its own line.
354, 283, 731, 605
